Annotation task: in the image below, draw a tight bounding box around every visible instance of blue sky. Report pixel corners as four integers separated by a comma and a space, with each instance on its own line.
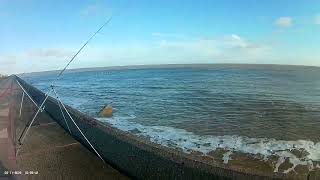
0, 0, 320, 74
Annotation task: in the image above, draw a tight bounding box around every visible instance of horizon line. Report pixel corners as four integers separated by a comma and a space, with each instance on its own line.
16, 62, 320, 76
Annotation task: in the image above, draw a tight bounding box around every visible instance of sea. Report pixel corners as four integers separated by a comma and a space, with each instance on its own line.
24, 64, 320, 172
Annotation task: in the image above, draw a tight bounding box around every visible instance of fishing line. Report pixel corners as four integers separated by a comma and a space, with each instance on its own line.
16, 16, 113, 160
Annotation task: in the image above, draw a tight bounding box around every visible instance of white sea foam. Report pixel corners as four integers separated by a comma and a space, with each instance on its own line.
97, 116, 320, 173
222, 151, 233, 164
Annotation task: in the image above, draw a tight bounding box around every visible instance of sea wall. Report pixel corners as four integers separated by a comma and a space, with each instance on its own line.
14, 75, 290, 180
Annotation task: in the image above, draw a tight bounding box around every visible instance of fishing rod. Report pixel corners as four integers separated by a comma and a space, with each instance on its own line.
18, 16, 113, 148
53, 16, 112, 84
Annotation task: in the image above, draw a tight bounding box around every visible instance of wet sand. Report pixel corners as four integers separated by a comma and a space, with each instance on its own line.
0, 77, 129, 180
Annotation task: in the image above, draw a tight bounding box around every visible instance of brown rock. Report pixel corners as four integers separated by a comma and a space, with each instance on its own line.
98, 105, 113, 117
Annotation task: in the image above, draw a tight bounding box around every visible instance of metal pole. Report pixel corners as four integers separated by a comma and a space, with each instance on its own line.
19, 89, 52, 145
18, 92, 25, 118
16, 80, 39, 108
17, 16, 112, 139
57, 96, 72, 134
53, 88, 105, 163
15, 17, 112, 157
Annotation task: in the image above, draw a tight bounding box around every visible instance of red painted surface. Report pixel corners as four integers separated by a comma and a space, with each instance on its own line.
0, 78, 17, 169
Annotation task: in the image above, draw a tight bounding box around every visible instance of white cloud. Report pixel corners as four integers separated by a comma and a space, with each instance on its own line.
274, 17, 292, 27
2, 34, 268, 74
4, 34, 320, 75
223, 34, 248, 48
219, 35, 272, 61
0, 55, 17, 75
151, 32, 185, 38
26, 48, 74, 58
81, 4, 99, 16
78, 34, 272, 67
0, 47, 76, 75
230, 34, 241, 40
314, 14, 320, 25
81, 3, 112, 17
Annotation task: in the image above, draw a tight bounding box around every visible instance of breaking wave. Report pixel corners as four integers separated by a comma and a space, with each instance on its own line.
97, 115, 320, 173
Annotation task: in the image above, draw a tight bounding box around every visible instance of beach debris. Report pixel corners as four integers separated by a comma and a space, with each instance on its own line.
223, 151, 233, 164
98, 105, 113, 117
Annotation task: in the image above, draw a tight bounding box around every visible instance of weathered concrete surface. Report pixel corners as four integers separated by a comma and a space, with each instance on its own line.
0, 77, 129, 180
0, 77, 15, 180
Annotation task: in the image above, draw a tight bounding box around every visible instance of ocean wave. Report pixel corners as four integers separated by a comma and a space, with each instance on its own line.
97, 116, 320, 173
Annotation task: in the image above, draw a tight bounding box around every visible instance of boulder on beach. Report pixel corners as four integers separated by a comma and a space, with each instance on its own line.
98, 105, 113, 117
